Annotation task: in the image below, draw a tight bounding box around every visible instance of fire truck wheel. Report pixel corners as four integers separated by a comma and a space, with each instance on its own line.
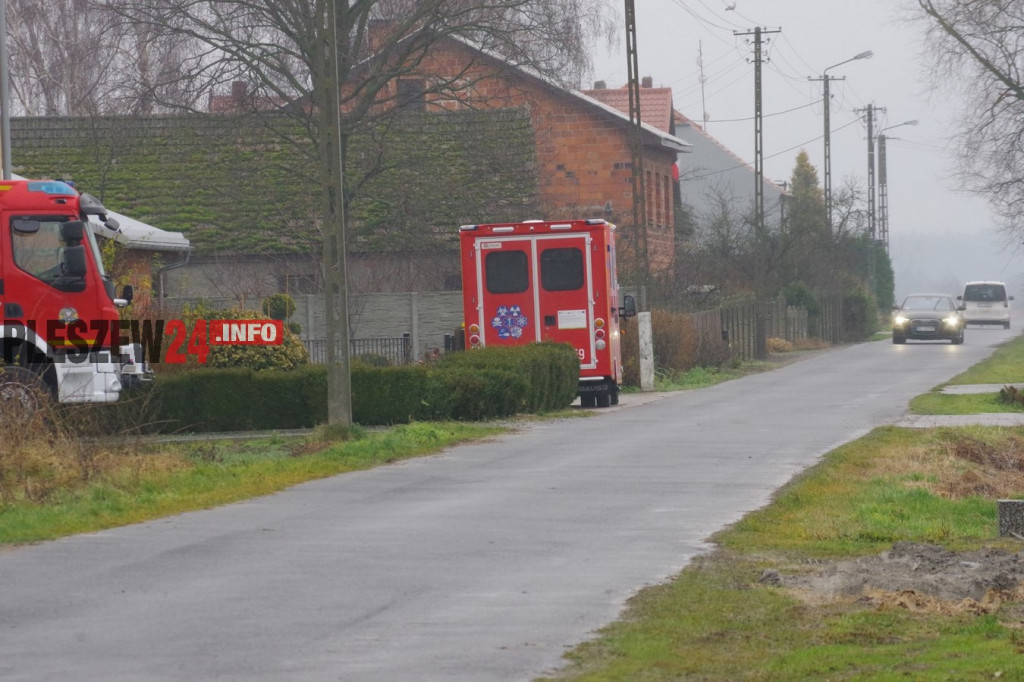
610, 387, 619, 405
596, 392, 611, 408
0, 366, 49, 424
580, 393, 597, 408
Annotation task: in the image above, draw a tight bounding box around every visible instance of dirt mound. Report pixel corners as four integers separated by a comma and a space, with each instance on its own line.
761, 542, 1024, 614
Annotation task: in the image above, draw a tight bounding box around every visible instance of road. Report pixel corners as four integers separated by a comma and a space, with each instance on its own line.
1, 327, 1016, 681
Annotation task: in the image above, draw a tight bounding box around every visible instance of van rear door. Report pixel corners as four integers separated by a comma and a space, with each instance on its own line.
473, 236, 538, 346
536, 234, 594, 368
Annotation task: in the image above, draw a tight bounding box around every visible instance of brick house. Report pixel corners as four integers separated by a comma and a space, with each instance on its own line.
347, 34, 691, 274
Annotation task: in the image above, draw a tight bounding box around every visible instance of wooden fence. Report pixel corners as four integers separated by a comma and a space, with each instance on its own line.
718, 298, 809, 362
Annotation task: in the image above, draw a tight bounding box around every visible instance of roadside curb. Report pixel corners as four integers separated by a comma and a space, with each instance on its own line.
894, 414, 1024, 428
941, 383, 1024, 394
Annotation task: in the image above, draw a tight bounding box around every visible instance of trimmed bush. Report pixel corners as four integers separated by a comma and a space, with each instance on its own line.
351, 363, 431, 424
103, 342, 580, 432
438, 342, 579, 411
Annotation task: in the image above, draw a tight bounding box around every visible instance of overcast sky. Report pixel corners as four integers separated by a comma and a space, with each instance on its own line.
587, 0, 1023, 300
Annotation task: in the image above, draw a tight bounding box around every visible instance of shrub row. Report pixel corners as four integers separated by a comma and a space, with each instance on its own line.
103, 342, 580, 433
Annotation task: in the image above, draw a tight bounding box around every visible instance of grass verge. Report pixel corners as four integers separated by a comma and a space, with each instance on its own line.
0, 421, 508, 545
910, 335, 1024, 415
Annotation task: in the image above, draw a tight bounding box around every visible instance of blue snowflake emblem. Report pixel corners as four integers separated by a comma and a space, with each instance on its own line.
491, 304, 529, 339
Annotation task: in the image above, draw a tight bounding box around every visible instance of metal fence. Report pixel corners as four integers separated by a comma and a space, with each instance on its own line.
304, 335, 413, 365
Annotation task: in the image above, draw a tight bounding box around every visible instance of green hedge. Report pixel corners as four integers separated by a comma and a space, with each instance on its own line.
106, 342, 579, 432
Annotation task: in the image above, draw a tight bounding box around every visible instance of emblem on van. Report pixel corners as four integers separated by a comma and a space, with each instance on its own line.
492, 305, 529, 339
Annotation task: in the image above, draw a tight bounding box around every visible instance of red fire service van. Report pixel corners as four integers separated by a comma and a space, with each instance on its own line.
0, 178, 145, 413
459, 219, 636, 407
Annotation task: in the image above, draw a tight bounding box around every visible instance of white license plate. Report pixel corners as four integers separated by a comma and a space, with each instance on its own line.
917, 325, 936, 332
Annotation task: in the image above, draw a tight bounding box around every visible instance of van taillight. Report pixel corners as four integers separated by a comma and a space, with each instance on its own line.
594, 318, 606, 350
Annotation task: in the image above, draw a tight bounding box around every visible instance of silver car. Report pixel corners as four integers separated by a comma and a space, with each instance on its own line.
892, 293, 966, 345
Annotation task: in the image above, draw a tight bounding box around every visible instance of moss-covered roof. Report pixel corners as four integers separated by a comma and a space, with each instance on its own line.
11, 108, 539, 255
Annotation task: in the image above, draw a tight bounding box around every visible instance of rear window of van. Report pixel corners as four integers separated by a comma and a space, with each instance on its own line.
963, 283, 1007, 302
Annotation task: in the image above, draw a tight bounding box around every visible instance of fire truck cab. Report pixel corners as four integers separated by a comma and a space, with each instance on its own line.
459, 219, 636, 407
0, 179, 143, 412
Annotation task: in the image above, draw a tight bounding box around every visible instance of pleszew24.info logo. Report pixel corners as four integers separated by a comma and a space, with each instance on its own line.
14, 319, 285, 364
165, 319, 285, 363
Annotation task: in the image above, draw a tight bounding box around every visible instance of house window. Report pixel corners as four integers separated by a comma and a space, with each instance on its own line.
646, 169, 654, 226
663, 175, 671, 228
654, 172, 663, 228
397, 79, 426, 111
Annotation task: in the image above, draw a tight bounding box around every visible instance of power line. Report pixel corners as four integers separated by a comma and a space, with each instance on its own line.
683, 117, 863, 182
707, 99, 817, 123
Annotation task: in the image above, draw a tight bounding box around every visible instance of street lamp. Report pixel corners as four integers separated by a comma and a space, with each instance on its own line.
877, 119, 918, 252
811, 50, 873, 228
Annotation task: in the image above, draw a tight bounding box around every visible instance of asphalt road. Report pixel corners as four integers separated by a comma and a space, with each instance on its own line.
1, 327, 1016, 681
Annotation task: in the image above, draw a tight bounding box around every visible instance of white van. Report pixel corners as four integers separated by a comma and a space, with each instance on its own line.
958, 281, 1013, 328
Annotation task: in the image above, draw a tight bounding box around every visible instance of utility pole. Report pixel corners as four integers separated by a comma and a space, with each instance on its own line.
734, 27, 779, 237
808, 51, 872, 229
856, 103, 884, 296
0, 0, 11, 179
321, 0, 353, 426
878, 133, 889, 253
865, 103, 877, 244
876, 119, 917, 254
807, 73, 844, 227
734, 26, 779, 361
698, 41, 709, 130
624, 0, 648, 279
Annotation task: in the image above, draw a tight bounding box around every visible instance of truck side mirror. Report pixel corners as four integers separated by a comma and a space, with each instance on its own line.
61, 220, 85, 243
115, 284, 134, 308
62, 245, 87, 278
620, 295, 637, 318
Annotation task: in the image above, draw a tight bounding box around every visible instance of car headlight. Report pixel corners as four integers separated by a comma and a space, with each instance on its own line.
943, 315, 961, 327
893, 315, 908, 326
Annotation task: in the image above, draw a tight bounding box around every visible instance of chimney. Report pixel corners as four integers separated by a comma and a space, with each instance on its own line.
593, 80, 607, 90
641, 76, 653, 89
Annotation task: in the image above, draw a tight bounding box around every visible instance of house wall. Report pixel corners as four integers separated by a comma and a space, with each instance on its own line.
159, 250, 462, 304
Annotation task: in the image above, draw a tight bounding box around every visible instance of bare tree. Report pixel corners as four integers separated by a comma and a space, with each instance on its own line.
914, 0, 1024, 236
5, 0, 200, 115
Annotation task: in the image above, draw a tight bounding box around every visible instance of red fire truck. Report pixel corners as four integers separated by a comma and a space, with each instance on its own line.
459, 219, 636, 408
0, 179, 144, 412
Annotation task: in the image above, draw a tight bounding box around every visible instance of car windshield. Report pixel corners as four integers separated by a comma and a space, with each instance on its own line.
902, 295, 952, 311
